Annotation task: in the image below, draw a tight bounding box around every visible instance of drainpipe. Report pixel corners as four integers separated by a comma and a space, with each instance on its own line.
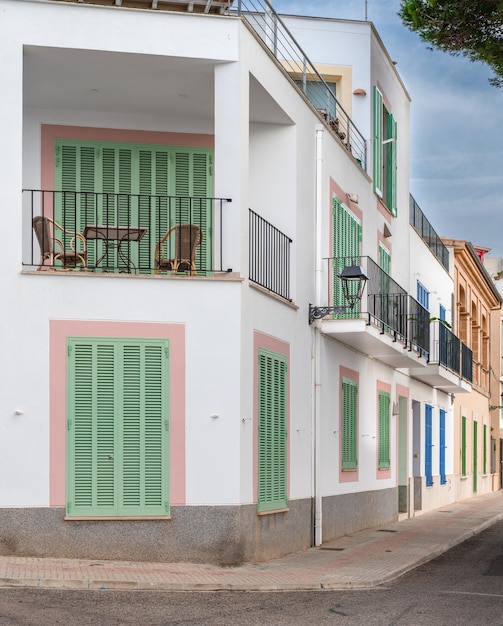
312, 125, 324, 547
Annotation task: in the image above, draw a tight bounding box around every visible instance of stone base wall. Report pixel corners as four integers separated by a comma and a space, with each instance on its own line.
0, 500, 312, 566
321, 488, 398, 542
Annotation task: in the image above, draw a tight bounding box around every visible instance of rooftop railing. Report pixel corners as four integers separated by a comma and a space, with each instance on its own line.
227, 0, 367, 170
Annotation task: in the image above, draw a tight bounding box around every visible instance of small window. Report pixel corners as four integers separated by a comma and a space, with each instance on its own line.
417, 281, 430, 311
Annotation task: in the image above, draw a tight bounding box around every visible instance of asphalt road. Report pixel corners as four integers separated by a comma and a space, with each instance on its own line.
1, 520, 503, 625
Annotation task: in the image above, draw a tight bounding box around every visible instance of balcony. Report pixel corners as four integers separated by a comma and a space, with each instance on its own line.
409, 320, 473, 392
23, 190, 232, 276
311, 256, 430, 369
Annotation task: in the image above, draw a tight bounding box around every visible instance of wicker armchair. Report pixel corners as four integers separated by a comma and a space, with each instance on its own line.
154, 224, 203, 275
32, 216, 87, 270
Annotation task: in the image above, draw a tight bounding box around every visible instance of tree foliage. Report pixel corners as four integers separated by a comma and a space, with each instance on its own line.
399, 0, 503, 87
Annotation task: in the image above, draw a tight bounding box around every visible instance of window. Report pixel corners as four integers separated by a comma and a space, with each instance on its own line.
378, 390, 391, 469
439, 409, 446, 484
342, 377, 358, 470
439, 304, 446, 322
417, 281, 430, 311
257, 348, 288, 512
373, 86, 397, 215
66, 337, 170, 517
461, 416, 467, 476
332, 197, 362, 317
295, 80, 337, 118
54, 139, 213, 272
379, 243, 391, 274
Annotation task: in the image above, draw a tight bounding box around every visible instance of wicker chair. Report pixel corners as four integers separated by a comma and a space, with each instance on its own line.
154, 224, 203, 275
32, 216, 87, 270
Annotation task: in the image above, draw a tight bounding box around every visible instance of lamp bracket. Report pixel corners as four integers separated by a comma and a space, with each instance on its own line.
309, 304, 353, 323
489, 405, 503, 411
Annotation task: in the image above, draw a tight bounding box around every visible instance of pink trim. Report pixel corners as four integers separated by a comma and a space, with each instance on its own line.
377, 197, 393, 221
376, 380, 392, 480
395, 384, 409, 486
253, 331, 290, 504
41, 124, 214, 193
49, 320, 186, 507
339, 365, 359, 483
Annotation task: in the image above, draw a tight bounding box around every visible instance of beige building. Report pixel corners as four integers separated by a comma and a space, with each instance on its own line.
443, 240, 502, 498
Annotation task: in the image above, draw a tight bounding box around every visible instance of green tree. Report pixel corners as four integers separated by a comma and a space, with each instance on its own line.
399, 0, 503, 87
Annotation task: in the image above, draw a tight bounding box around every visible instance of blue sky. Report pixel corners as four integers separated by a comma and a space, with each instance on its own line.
273, 0, 503, 256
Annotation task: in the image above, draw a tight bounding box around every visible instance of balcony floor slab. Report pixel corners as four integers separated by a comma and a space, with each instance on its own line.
319, 318, 428, 369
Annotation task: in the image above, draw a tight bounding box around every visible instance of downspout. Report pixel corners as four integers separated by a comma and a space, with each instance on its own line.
312, 125, 324, 547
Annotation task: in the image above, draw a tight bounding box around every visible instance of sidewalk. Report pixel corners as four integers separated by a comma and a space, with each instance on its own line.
1, 491, 502, 592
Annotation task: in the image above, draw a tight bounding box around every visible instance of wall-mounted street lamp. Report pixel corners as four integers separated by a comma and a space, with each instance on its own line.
309, 262, 368, 323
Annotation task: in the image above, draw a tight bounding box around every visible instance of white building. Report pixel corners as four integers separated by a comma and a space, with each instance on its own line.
0, 0, 473, 564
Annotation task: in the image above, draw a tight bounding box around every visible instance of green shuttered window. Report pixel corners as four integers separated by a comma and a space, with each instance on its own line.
67, 337, 170, 517
258, 348, 288, 513
55, 139, 213, 272
378, 390, 391, 469
332, 197, 362, 318
461, 415, 467, 476
342, 377, 358, 470
373, 86, 397, 216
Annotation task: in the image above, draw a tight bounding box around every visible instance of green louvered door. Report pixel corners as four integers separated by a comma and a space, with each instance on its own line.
66, 338, 170, 517
332, 197, 362, 318
55, 140, 213, 273
257, 349, 288, 513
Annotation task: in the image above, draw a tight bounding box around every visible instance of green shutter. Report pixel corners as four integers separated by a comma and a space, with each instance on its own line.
378, 391, 391, 469
389, 115, 397, 216
257, 348, 288, 513
342, 377, 358, 470
461, 415, 467, 476
173, 150, 212, 273
379, 244, 391, 274
473, 421, 478, 493
67, 337, 169, 517
373, 86, 383, 198
332, 197, 362, 318
483, 424, 487, 474
55, 140, 213, 273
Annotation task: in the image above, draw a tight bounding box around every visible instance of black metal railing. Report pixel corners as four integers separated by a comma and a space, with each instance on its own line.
461, 342, 473, 383
227, 0, 367, 169
23, 189, 232, 275
432, 320, 461, 373
409, 195, 449, 271
322, 256, 430, 356
249, 209, 292, 300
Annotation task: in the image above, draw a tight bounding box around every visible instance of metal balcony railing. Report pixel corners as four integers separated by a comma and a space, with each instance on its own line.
409, 195, 449, 271
23, 189, 232, 275
226, 0, 367, 169
461, 342, 473, 383
249, 209, 292, 301
320, 256, 430, 357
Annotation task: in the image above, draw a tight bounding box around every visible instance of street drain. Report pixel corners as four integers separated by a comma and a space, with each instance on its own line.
439, 510, 453, 513
320, 547, 345, 551
378, 529, 398, 533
